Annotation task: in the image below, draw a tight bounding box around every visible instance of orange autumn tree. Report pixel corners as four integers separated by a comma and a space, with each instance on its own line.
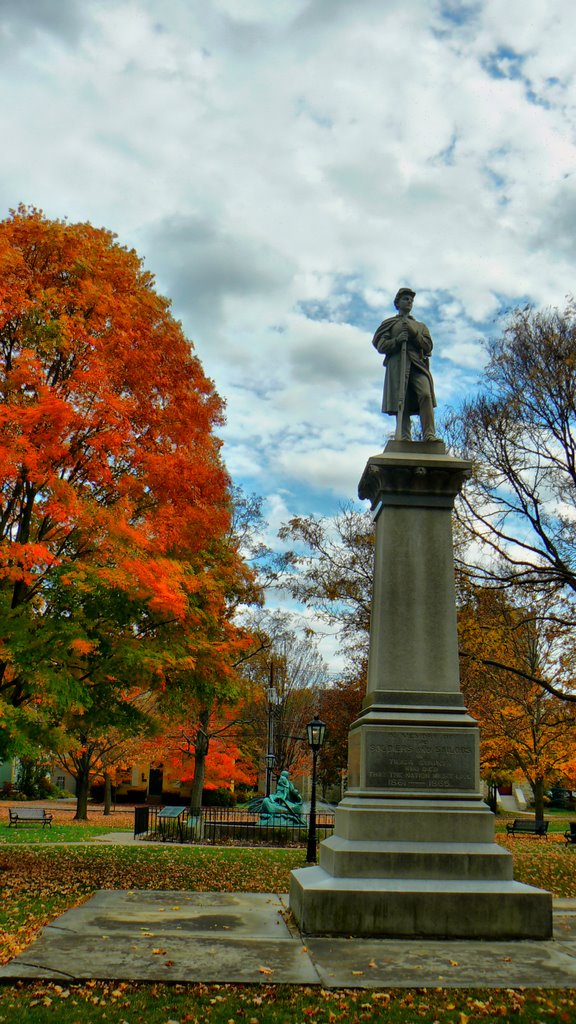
142, 626, 271, 810
458, 585, 576, 819
317, 668, 365, 798
144, 615, 328, 809
0, 206, 254, 789
143, 700, 258, 806
140, 497, 269, 812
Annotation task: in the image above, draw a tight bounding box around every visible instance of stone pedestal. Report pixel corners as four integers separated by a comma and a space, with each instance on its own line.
290, 441, 552, 939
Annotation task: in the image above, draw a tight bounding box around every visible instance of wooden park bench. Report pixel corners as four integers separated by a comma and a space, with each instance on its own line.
506, 818, 548, 837
564, 822, 576, 845
8, 807, 53, 828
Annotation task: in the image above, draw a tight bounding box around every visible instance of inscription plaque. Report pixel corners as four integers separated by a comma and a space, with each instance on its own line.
366, 729, 476, 791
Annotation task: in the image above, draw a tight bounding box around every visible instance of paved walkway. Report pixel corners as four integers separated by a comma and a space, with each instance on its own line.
3, 891, 576, 988
93, 831, 140, 844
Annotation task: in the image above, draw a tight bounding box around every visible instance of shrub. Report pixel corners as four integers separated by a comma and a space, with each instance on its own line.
16, 757, 53, 799
202, 787, 237, 807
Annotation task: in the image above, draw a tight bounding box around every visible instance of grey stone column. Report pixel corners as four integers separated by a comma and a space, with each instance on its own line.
361, 441, 467, 703
290, 441, 552, 940
346, 440, 477, 800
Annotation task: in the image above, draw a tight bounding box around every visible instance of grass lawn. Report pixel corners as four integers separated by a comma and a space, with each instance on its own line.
0, 804, 133, 845
2, 825, 576, 1021
0, 845, 306, 963
0, 803, 135, 828
0, 823, 128, 844
1, 981, 575, 1023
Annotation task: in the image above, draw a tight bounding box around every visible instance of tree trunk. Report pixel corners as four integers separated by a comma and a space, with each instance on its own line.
75, 770, 90, 820
189, 756, 207, 814
189, 708, 210, 813
74, 749, 91, 821
533, 776, 545, 821
103, 772, 112, 816
487, 781, 498, 814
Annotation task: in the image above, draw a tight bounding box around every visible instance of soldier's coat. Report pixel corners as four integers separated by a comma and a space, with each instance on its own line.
372, 313, 437, 415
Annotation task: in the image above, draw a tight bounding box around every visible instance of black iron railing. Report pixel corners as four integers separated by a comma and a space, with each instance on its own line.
134, 804, 335, 847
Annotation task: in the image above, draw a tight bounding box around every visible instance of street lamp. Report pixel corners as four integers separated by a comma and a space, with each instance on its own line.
265, 753, 276, 798
305, 715, 327, 863
265, 663, 278, 797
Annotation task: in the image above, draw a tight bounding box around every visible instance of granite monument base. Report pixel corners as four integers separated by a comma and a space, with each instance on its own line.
289, 442, 552, 940
290, 706, 552, 939
290, 869, 552, 939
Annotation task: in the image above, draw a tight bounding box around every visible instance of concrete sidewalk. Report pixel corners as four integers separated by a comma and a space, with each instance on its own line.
93, 831, 140, 844
2, 891, 576, 988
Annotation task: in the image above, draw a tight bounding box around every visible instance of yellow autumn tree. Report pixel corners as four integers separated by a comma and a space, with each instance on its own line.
458, 584, 576, 819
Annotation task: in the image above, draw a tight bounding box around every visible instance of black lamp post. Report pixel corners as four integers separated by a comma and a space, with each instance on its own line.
265, 753, 275, 798
265, 663, 277, 797
305, 715, 327, 863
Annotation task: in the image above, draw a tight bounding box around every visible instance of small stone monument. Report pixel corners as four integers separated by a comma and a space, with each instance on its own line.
289, 292, 552, 939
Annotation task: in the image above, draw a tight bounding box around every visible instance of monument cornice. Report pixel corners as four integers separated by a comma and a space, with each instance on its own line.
358, 440, 472, 511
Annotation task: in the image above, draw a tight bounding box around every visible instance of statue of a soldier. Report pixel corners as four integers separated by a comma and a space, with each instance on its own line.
372, 287, 438, 442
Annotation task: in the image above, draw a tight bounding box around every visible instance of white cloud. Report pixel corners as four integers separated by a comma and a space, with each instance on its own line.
0, 0, 86, 56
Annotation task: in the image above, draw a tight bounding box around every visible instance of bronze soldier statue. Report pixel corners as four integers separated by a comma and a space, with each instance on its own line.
372, 287, 437, 442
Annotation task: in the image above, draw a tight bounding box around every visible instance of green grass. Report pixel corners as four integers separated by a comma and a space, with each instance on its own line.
540, 807, 576, 816
0, 845, 306, 954
1, 981, 575, 1023
0, 824, 127, 844
494, 815, 571, 834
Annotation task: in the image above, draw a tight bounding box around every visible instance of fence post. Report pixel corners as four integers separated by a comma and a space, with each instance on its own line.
133, 805, 149, 838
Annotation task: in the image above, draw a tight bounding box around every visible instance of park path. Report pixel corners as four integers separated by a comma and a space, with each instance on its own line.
2, 889, 576, 987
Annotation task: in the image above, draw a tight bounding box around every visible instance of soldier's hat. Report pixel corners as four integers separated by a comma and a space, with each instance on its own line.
394, 287, 416, 307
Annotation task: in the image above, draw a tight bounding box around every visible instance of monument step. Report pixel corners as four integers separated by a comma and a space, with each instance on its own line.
290, 867, 552, 939
335, 801, 496, 843
320, 835, 513, 880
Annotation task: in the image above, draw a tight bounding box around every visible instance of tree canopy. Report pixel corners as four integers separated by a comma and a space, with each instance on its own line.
277, 505, 373, 666
448, 302, 576, 601
458, 584, 576, 818
446, 300, 576, 702
0, 205, 254, 761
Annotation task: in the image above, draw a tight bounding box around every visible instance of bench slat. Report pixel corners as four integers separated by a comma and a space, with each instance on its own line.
8, 808, 53, 827
506, 819, 548, 837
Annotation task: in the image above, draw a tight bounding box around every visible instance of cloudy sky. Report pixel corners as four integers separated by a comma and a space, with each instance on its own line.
2, 0, 576, 669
